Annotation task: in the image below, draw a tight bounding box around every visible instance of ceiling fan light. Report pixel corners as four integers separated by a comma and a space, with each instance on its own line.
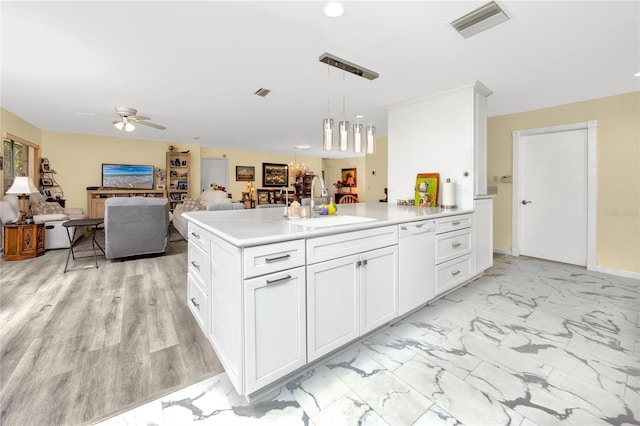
114, 121, 125, 131
124, 122, 135, 132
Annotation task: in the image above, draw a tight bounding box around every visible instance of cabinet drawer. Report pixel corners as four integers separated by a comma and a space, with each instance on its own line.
188, 241, 208, 293
436, 254, 472, 296
243, 240, 305, 278
436, 214, 472, 234
307, 225, 398, 264
436, 228, 472, 264
188, 222, 209, 251
188, 273, 209, 334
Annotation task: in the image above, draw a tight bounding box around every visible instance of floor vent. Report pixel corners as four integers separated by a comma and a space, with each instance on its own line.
450, 1, 509, 38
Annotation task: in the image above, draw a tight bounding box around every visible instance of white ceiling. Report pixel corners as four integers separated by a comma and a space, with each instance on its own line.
1, 1, 638, 158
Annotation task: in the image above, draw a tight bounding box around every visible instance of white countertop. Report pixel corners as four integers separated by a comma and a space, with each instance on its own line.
184, 203, 474, 247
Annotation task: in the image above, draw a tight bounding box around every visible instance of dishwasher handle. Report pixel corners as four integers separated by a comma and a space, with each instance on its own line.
400, 221, 436, 237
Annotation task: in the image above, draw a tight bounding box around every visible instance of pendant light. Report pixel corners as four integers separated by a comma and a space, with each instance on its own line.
353, 115, 364, 153
322, 64, 334, 151
338, 70, 349, 152
366, 125, 376, 154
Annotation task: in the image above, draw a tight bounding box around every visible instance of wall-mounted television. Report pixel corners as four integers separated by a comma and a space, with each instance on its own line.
102, 163, 154, 190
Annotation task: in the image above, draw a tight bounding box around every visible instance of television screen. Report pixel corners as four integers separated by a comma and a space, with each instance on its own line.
102, 163, 154, 189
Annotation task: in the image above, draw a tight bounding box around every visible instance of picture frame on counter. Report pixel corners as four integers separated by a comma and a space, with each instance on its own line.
414, 173, 440, 207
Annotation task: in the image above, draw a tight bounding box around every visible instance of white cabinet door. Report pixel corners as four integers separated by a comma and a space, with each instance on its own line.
398, 226, 435, 316
361, 246, 398, 333
307, 254, 359, 362
244, 266, 306, 394
474, 198, 493, 274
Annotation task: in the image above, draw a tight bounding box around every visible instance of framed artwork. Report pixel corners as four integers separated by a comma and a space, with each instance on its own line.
414, 173, 440, 207
42, 163, 50, 172
236, 165, 255, 181
41, 178, 53, 186
262, 163, 288, 187
177, 181, 188, 190
43, 189, 53, 199
341, 168, 357, 186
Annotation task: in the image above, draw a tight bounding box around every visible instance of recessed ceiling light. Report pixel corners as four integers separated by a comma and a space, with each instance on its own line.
355, 114, 365, 119
294, 145, 311, 150
324, 2, 344, 18
635, 72, 640, 77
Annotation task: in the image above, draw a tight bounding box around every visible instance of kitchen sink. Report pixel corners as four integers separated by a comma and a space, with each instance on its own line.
288, 215, 377, 228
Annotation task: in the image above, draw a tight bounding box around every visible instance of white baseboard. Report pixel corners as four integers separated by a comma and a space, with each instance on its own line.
493, 248, 512, 256
595, 266, 640, 280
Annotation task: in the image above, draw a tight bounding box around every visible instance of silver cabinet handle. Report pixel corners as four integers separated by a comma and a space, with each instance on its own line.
190, 260, 200, 269
362, 259, 368, 266
265, 253, 291, 262
190, 231, 201, 239
191, 297, 200, 308
452, 242, 461, 248
452, 221, 461, 226
522, 200, 532, 205
356, 260, 362, 267
266, 274, 292, 285
451, 270, 461, 276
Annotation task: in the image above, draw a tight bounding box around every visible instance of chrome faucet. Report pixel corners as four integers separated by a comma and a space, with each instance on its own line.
280, 186, 289, 218
309, 175, 328, 218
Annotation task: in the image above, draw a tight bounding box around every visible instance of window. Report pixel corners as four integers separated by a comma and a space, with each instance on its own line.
4, 139, 30, 192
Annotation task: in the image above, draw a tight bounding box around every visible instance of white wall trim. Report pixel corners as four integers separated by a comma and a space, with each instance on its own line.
493, 248, 512, 256
595, 266, 640, 280
512, 121, 597, 270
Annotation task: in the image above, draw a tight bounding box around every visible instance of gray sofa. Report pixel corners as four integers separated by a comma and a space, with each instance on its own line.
104, 197, 169, 259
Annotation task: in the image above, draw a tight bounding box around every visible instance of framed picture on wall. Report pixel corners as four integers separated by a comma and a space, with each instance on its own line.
43, 189, 53, 199
41, 178, 53, 186
341, 168, 357, 187
236, 166, 255, 181
262, 163, 288, 187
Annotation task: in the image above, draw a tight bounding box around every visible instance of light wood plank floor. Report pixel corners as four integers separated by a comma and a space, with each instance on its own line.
0, 238, 223, 426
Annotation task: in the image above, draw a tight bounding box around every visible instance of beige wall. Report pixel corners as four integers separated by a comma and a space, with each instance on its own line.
365, 137, 388, 202
488, 91, 640, 274
39, 132, 201, 210
1, 109, 44, 191
199, 147, 323, 200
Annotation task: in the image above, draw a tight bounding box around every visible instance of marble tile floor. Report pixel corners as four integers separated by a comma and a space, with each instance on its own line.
99, 255, 639, 426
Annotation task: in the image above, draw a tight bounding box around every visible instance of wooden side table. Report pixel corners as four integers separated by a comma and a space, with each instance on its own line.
3, 222, 45, 261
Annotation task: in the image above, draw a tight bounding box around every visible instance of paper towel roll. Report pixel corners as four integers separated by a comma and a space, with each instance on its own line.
441, 179, 456, 208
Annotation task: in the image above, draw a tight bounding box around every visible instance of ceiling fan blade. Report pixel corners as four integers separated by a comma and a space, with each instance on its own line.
136, 120, 166, 130
129, 115, 150, 121
112, 119, 123, 124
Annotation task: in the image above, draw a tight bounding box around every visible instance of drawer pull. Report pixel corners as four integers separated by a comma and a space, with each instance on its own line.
451, 270, 461, 276
190, 231, 201, 239
451, 242, 461, 248
356, 260, 362, 267
452, 221, 461, 226
190, 297, 200, 308
265, 253, 291, 262
362, 259, 368, 266
190, 260, 200, 269
266, 274, 292, 285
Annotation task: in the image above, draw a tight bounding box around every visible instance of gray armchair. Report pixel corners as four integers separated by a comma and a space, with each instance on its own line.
104, 197, 169, 259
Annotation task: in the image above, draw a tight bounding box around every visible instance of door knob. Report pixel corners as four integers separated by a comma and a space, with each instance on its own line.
522, 200, 532, 205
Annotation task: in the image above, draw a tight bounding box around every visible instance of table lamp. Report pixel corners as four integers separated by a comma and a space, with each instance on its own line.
6, 176, 39, 222
346, 176, 355, 193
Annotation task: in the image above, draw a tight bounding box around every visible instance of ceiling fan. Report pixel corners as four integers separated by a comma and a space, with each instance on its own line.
112, 106, 166, 132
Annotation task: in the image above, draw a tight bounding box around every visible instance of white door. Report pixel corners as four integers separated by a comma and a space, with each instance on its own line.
201, 157, 228, 193
518, 129, 587, 266
360, 246, 398, 334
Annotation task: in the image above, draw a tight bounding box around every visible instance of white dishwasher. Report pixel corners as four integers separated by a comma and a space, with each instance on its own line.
398, 220, 437, 316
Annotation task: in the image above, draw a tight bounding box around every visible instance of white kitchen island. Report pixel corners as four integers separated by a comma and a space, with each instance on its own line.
183, 202, 489, 399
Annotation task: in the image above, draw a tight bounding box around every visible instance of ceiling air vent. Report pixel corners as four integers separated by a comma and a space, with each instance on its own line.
254, 88, 271, 97
450, 1, 509, 39
319, 53, 379, 80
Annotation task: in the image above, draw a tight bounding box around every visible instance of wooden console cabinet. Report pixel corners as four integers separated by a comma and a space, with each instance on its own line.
86, 189, 167, 219
3, 222, 45, 261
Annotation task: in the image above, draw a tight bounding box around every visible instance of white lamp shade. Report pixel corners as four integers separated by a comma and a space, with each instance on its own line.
124, 121, 135, 132
114, 121, 125, 131
323, 118, 334, 151
366, 126, 376, 154
353, 123, 363, 153
6, 176, 39, 195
